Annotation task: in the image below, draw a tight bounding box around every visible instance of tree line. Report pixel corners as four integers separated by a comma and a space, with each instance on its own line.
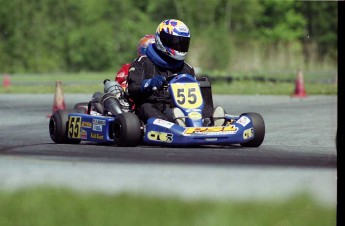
0, 0, 338, 74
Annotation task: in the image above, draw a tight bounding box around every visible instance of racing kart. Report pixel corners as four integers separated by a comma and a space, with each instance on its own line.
49, 74, 265, 147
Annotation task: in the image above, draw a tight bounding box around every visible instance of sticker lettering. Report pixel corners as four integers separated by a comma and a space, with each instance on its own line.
147, 131, 173, 143
184, 125, 238, 135
243, 128, 254, 139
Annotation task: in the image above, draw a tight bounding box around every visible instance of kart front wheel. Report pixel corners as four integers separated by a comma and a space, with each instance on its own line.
113, 112, 142, 147
49, 109, 83, 144
240, 112, 265, 147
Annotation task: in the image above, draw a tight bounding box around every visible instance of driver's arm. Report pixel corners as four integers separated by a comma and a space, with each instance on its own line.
127, 56, 153, 104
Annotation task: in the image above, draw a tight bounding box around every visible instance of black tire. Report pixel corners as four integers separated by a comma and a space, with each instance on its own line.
113, 112, 142, 147
240, 112, 265, 147
49, 109, 82, 144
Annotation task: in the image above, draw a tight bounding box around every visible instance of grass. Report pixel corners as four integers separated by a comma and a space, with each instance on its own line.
0, 72, 338, 95
211, 80, 337, 95
0, 187, 336, 226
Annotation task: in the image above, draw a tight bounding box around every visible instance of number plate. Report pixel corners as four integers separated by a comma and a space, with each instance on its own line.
68, 116, 81, 138
171, 83, 203, 109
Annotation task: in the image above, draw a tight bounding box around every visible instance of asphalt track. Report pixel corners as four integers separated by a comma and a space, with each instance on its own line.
0, 94, 337, 206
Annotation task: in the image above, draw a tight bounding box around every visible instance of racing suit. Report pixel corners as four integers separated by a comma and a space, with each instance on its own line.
127, 43, 195, 123
115, 63, 131, 90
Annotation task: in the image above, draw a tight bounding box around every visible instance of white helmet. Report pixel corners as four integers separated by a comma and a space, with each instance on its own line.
155, 19, 191, 61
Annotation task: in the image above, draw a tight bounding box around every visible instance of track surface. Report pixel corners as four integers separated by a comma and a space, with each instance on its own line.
0, 94, 337, 205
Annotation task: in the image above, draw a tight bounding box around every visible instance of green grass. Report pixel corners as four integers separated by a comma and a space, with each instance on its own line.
0, 72, 337, 95
211, 80, 337, 95
0, 187, 336, 226
0, 72, 107, 94
0, 81, 337, 95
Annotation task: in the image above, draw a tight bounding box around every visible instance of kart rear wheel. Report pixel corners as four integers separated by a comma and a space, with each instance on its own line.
240, 112, 265, 147
74, 102, 88, 113
113, 112, 142, 147
49, 109, 83, 144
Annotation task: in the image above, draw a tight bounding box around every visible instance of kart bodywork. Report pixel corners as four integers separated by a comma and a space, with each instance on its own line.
49, 74, 265, 147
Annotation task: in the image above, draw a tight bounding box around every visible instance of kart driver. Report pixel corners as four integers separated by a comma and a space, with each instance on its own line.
127, 19, 226, 126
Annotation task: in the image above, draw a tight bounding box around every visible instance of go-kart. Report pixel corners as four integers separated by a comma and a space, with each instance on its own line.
49, 74, 265, 147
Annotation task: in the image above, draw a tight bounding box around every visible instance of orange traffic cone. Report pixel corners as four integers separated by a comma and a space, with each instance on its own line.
291, 69, 307, 97
52, 80, 66, 113
2, 74, 11, 88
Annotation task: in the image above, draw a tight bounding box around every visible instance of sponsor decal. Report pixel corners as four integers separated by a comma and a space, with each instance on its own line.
188, 111, 202, 120
179, 27, 188, 32
91, 133, 104, 140
153, 119, 174, 129
81, 121, 92, 128
184, 125, 238, 135
185, 108, 201, 113
243, 128, 254, 139
237, 116, 250, 127
81, 129, 87, 139
147, 131, 173, 143
92, 119, 106, 125
92, 124, 103, 132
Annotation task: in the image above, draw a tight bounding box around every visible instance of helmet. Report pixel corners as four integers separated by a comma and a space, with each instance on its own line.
137, 34, 155, 56
155, 19, 191, 61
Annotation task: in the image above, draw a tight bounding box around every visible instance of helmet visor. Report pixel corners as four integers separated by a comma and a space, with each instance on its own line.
160, 31, 190, 52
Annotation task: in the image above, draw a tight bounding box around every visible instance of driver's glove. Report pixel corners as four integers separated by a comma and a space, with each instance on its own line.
140, 75, 166, 93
